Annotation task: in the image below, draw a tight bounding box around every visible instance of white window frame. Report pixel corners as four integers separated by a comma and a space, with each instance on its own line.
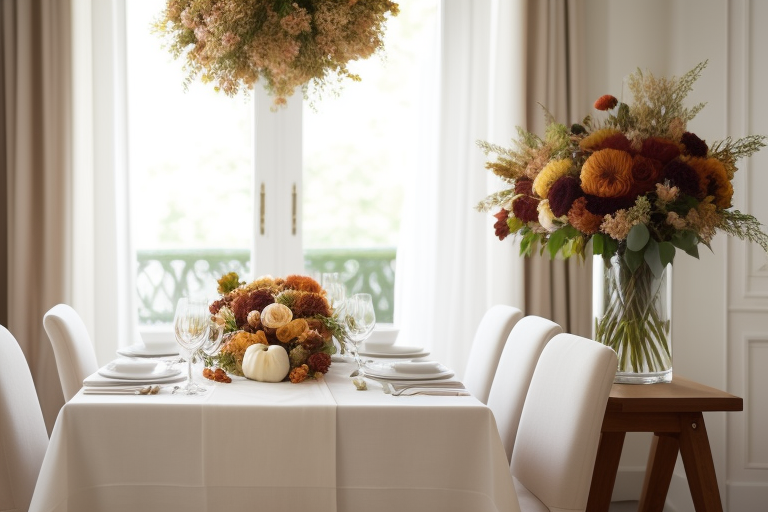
252, 89, 305, 277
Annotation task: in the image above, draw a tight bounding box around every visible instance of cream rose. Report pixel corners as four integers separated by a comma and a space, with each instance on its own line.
260, 303, 293, 328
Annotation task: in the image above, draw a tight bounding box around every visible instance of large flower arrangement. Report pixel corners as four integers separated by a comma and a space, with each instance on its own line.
477, 61, 767, 267
154, 0, 400, 107
204, 273, 346, 383
476, 61, 767, 380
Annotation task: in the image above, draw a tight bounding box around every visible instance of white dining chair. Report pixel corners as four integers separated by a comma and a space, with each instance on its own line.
462, 304, 524, 403
43, 303, 99, 401
510, 333, 617, 512
0, 325, 49, 512
486, 315, 562, 462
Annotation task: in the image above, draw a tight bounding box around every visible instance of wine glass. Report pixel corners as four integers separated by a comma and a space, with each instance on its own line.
322, 273, 348, 355
322, 273, 346, 308
173, 297, 221, 395
342, 293, 376, 373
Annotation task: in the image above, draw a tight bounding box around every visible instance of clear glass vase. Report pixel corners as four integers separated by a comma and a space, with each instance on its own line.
593, 254, 672, 384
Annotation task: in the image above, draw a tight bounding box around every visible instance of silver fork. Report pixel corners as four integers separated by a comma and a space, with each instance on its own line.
392, 387, 469, 396
83, 385, 159, 395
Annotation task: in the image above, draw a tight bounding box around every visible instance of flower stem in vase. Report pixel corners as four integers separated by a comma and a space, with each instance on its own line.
595, 254, 672, 384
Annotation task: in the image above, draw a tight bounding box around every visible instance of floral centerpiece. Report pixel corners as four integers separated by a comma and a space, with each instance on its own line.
154, 0, 400, 107
476, 61, 768, 383
204, 273, 346, 383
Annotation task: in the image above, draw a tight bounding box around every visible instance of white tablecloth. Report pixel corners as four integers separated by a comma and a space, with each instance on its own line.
29, 361, 519, 512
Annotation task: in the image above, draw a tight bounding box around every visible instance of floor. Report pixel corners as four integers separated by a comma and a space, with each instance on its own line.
609, 501, 639, 512
609, 500, 675, 512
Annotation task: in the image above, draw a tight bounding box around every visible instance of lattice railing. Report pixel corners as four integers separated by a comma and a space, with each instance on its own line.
136, 247, 396, 324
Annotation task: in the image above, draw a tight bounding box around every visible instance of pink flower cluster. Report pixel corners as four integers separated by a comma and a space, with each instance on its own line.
156, 0, 399, 106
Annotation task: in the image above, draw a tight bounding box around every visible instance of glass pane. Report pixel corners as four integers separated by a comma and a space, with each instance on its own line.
126, 1, 254, 325
302, 1, 438, 323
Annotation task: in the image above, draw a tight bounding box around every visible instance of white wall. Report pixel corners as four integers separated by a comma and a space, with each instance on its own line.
582, 0, 768, 510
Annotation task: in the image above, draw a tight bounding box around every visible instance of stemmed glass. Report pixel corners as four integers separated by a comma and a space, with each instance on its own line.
322, 272, 347, 309
322, 272, 348, 355
341, 293, 376, 373
173, 297, 223, 395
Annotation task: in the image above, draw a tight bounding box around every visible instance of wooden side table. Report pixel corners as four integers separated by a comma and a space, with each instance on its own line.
586, 375, 743, 512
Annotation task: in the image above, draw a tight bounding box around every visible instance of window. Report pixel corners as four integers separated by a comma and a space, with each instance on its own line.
126, 1, 438, 327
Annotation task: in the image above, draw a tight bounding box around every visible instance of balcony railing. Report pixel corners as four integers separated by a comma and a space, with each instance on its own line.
136, 247, 396, 325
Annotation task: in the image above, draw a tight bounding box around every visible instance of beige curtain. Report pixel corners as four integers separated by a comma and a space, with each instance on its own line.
1, 0, 72, 433
522, 0, 593, 338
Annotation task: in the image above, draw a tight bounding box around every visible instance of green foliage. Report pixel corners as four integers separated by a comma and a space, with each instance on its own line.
217, 272, 243, 294
671, 230, 700, 259
627, 224, 650, 252
218, 307, 239, 333
519, 228, 542, 257
545, 225, 582, 259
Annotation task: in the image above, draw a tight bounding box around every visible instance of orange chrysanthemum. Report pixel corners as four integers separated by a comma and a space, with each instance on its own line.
567, 197, 603, 235
686, 157, 734, 208
292, 292, 332, 318
580, 149, 634, 198
289, 364, 310, 383
283, 274, 323, 293
594, 94, 618, 111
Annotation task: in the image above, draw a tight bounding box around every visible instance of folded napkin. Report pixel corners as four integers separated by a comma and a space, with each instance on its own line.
390, 361, 443, 374
110, 358, 160, 374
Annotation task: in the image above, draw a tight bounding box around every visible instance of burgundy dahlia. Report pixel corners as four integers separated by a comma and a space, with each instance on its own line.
548, 176, 583, 217
663, 160, 701, 199
681, 132, 708, 157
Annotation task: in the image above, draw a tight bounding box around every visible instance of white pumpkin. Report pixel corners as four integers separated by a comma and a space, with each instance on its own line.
242, 343, 290, 382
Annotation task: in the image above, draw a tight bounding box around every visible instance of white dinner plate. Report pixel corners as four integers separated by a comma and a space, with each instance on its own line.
358, 344, 430, 359
83, 371, 186, 387
116, 343, 180, 358
362, 362, 454, 381
98, 361, 181, 381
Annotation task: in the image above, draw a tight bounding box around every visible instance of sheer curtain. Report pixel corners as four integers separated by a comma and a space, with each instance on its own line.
395, 0, 592, 373
522, 0, 592, 338
70, 0, 140, 367
394, 0, 527, 375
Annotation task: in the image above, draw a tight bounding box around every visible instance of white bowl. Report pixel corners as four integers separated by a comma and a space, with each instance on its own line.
365, 324, 400, 347
139, 330, 178, 352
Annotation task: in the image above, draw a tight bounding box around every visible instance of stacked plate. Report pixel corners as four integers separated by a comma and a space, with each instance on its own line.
358, 344, 430, 359
116, 343, 179, 358
362, 360, 454, 381
83, 358, 184, 387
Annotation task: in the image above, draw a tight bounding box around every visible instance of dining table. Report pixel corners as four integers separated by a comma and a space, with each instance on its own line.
29, 358, 520, 512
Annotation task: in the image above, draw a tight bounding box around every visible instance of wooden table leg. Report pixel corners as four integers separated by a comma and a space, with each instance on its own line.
678, 412, 724, 512
587, 431, 626, 512
638, 433, 680, 512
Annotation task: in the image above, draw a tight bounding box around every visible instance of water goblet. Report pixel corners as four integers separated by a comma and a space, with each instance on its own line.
173, 297, 221, 395
342, 293, 376, 373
